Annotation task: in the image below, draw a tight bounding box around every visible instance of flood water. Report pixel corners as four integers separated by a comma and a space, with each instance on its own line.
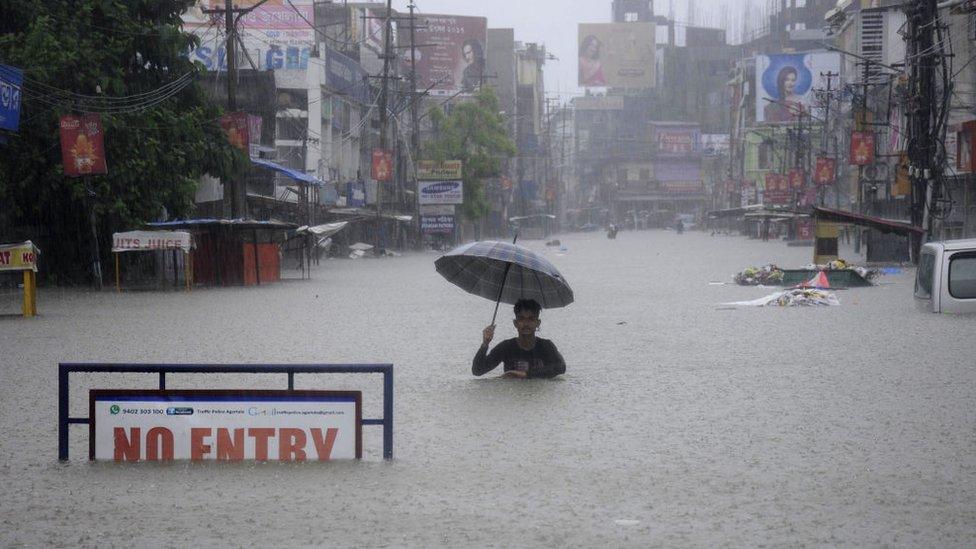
2, 230, 974, 547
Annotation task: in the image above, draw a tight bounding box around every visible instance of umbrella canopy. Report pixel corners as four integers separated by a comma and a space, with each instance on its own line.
435, 241, 574, 309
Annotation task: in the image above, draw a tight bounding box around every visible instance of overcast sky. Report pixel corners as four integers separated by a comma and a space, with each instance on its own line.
389, 0, 759, 101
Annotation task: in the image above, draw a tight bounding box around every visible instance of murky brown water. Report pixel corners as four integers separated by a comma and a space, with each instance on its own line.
2, 230, 974, 547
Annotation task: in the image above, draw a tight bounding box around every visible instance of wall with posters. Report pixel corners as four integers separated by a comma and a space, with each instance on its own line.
578, 23, 656, 88
404, 15, 487, 96
755, 51, 840, 123
185, 1, 315, 71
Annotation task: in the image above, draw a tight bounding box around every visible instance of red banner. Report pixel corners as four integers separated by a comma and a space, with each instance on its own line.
220, 112, 249, 151
814, 157, 836, 185
788, 168, 805, 190
371, 149, 393, 182
763, 172, 790, 204
850, 131, 875, 166
59, 114, 107, 177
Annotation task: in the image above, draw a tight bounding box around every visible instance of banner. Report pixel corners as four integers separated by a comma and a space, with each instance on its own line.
814, 157, 836, 185
405, 15, 487, 96
418, 180, 463, 205
0, 64, 23, 132
371, 149, 393, 182
578, 23, 656, 88
0, 241, 39, 272
850, 131, 876, 165
219, 112, 261, 157
417, 160, 463, 180
112, 231, 194, 253
788, 169, 805, 190
655, 129, 698, 155
756, 51, 840, 123
60, 113, 107, 177
90, 390, 361, 461
763, 172, 790, 204
185, 1, 315, 71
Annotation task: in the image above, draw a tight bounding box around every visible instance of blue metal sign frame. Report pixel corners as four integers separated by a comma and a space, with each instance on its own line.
58, 363, 393, 461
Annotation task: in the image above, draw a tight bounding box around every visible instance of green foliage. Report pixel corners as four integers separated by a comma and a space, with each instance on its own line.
423, 88, 516, 220
0, 0, 247, 283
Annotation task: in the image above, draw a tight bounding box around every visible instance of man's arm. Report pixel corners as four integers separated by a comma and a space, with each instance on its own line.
472, 326, 505, 376
527, 340, 566, 378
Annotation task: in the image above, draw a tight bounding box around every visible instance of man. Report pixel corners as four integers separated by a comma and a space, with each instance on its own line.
472, 298, 566, 379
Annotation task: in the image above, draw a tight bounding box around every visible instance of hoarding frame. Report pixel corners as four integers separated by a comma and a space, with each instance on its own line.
58, 362, 394, 461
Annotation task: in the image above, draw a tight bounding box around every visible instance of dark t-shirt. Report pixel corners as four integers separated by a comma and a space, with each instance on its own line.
472, 337, 566, 378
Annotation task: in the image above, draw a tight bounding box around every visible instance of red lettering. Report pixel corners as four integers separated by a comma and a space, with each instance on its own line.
278, 428, 307, 462
190, 428, 212, 460
249, 428, 275, 461
311, 428, 339, 461
217, 428, 245, 461
0, 251, 9, 265
146, 427, 174, 461
114, 427, 141, 461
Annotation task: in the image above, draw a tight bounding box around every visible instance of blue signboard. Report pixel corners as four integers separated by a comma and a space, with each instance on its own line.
0, 64, 23, 132
325, 47, 369, 105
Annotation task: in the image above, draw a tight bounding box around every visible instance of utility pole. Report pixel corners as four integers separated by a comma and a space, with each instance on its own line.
853, 60, 872, 254
408, 1, 422, 247
374, 0, 394, 254
819, 71, 838, 207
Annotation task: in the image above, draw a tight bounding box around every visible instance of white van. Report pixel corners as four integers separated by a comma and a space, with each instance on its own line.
914, 239, 976, 313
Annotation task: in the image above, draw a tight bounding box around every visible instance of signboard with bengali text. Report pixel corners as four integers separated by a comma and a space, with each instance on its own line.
417, 160, 463, 180
59, 113, 107, 177
405, 15, 487, 96
0, 64, 23, 132
91, 390, 361, 461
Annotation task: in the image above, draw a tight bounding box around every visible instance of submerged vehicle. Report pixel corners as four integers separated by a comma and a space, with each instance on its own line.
914, 239, 976, 314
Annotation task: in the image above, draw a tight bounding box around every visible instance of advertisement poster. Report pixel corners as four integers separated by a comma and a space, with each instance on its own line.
0, 64, 22, 132
655, 128, 699, 155
418, 180, 463, 205
346, 181, 366, 207
850, 131, 876, 165
405, 15, 487, 95
578, 23, 655, 88
756, 52, 840, 123
219, 112, 261, 157
184, 1, 315, 71
371, 149, 393, 182
90, 390, 361, 461
814, 157, 836, 185
421, 215, 455, 235
59, 114, 107, 177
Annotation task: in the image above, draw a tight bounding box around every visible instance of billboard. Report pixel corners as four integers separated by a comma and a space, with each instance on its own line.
756, 52, 840, 123
654, 127, 699, 155
406, 15, 487, 96
184, 1, 315, 71
419, 180, 463, 205
417, 160, 463, 180
90, 390, 361, 461
814, 157, 836, 185
578, 23, 655, 88
0, 64, 22, 132
60, 114, 107, 177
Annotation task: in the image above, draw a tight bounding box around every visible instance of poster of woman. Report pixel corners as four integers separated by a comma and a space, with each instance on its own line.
579, 34, 606, 87
756, 52, 840, 124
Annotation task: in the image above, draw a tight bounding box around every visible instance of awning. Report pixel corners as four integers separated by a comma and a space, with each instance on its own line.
295, 222, 349, 238
707, 204, 767, 219
147, 218, 299, 231
252, 158, 325, 187
812, 207, 924, 236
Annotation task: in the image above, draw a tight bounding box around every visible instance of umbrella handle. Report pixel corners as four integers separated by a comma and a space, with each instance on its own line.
489, 230, 519, 325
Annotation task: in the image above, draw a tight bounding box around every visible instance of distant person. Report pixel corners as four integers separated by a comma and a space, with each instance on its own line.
675, 218, 684, 234
607, 222, 618, 239
763, 65, 805, 122
460, 38, 485, 93
473, 298, 566, 379
579, 35, 606, 87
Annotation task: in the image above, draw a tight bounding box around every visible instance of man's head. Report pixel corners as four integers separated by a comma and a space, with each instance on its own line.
513, 298, 542, 336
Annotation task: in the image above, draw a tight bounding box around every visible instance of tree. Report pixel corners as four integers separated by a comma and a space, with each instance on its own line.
424, 87, 516, 221
0, 0, 248, 284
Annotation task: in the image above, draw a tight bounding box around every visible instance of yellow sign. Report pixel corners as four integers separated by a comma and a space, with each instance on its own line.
417, 160, 463, 180
0, 241, 39, 272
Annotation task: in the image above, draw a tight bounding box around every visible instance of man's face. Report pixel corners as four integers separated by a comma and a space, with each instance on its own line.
513, 310, 540, 336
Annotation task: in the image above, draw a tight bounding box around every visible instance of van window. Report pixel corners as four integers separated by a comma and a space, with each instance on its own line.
948, 252, 976, 299
915, 252, 935, 299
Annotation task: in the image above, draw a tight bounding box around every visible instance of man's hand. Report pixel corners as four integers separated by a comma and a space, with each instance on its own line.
502, 370, 527, 379
482, 324, 495, 347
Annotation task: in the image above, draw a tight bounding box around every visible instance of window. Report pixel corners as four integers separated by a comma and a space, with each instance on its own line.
915, 252, 935, 299
948, 252, 976, 299
624, 12, 638, 22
